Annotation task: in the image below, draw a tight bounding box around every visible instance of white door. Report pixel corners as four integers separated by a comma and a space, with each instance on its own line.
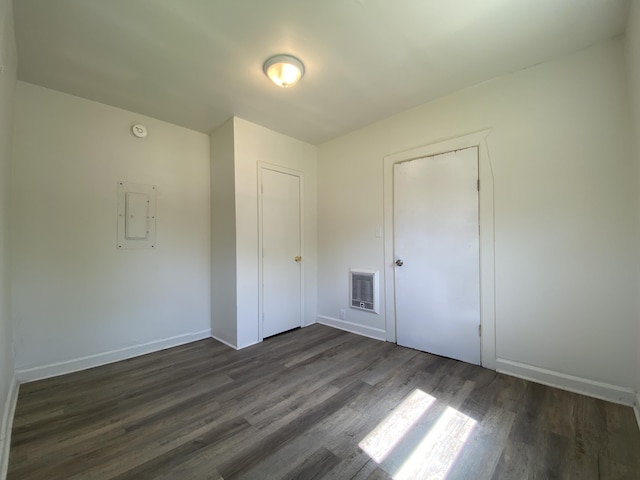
261, 167, 303, 338
394, 147, 480, 365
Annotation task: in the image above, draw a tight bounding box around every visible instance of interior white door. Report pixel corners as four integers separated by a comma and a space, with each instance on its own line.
394, 147, 480, 364
261, 167, 302, 338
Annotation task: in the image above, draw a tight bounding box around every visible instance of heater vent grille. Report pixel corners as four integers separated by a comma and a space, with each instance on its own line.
350, 269, 379, 314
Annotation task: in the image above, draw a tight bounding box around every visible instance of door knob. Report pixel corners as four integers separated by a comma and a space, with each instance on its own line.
294, 256, 302, 262
395, 259, 403, 267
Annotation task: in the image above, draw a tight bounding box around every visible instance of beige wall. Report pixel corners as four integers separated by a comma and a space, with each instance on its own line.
624, 0, 640, 410
318, 38, 637, 403
0, 0, 17, 473
11, 82, 212, 380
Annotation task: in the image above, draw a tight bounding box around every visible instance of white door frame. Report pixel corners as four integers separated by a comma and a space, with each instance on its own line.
257, 161, 305, 341
383, 130, 496, 369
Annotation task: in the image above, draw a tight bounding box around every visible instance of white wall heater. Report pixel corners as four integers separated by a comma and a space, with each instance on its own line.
350, 269, 379, 314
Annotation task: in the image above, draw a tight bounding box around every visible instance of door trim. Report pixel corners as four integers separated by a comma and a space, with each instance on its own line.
382, 130, 496, 369
257, 162, 305, 341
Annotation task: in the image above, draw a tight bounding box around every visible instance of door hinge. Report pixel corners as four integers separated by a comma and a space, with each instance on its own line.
478, 324, 482, 336
477, 179, 480, 191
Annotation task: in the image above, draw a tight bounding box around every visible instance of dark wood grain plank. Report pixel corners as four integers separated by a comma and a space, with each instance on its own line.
280, 447, 341, 480
7, 324, 640, 480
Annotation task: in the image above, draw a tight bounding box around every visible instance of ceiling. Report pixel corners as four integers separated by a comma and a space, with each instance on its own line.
13, 0, 630, 145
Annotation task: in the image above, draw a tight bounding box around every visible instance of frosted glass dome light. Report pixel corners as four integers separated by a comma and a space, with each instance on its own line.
263, 55, 305, 88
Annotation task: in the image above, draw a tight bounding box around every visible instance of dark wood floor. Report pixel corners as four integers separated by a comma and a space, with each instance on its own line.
8, 325, 640, 479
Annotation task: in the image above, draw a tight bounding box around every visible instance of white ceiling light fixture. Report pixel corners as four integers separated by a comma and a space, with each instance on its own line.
263, 54, 305, 88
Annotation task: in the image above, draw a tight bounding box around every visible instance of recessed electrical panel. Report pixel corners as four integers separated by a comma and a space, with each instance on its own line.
117, 182, 157, 249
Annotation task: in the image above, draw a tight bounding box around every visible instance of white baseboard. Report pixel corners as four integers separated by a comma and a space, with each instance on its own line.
496, 358, 636, 406
317, 315, 386, 341
210, 334, 238, 350
16, 330, 212, 383
1, 378, 19, 480
211, 323, 318, 351
237, 339, 262, 350
211, 335, 262, 351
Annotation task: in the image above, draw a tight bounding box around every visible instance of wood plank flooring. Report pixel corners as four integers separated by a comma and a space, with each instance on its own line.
8, 325, 640, 479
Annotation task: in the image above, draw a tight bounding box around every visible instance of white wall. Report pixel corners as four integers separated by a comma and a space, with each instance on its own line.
210, 117, 318, 349
210, 118, 238, 347
233, 117, 318, 348
625, 1, 640, 413
11, 82, 211, 380
0, 0, 17, 474
318, 38, 637, 403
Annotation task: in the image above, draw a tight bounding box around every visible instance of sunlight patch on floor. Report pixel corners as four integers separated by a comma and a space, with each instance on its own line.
393, 406, 477, 480
358, 389, 436, 463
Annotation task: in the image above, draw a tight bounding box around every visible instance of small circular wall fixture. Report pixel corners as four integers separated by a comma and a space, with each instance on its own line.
263, 54, 305, 88
132, 124, 148, 138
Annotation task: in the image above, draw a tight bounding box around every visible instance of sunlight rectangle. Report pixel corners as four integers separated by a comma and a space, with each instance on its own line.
393, 406, 477, 480
359, 389, 436, 463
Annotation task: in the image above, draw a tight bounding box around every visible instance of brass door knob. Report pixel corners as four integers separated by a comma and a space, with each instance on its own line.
294, 256, 302, 262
